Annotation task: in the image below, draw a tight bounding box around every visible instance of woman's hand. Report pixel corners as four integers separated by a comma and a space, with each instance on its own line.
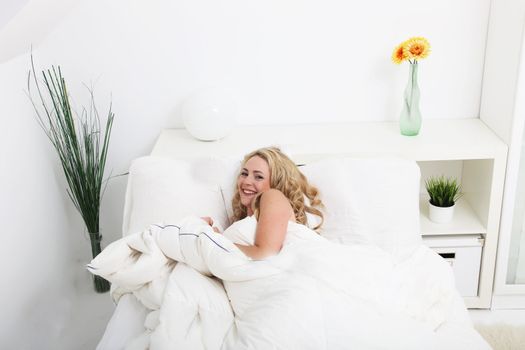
200, 216, 221, 233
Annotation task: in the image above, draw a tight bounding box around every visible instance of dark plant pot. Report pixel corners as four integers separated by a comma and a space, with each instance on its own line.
90, 232, 110, 293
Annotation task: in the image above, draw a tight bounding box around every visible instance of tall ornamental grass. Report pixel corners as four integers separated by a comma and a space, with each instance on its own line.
27, 56, 113, 293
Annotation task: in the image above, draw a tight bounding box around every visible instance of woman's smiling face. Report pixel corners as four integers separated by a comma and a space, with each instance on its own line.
237, 155, 271, 215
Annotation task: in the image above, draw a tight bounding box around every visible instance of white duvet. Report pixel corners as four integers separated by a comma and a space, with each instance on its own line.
88, 216, 489, 350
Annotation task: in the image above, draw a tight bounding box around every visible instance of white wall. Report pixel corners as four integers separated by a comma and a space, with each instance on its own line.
0, 53, 78, 348
1, 0, 492, 239
0, 0, 493, 346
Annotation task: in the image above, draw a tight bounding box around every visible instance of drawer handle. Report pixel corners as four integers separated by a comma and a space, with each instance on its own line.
439, 252, 456, 259
438, 252, 456, 266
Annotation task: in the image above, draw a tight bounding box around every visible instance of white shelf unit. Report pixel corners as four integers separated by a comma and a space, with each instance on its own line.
417, 158, 502, 307
419, 197, 486, 236
152, 118, 508, 308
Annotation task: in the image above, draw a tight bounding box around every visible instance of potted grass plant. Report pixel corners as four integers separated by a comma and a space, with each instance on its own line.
27, 56, 114, 293
425, 175, 463, 224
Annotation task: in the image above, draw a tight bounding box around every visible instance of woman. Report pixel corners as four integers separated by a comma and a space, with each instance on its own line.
204, 147, 324, 260
212, 148, 432, 349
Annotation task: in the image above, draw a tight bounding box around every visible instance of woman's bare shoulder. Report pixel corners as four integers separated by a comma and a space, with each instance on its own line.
261, 188, 287, 199
259, 189, 295, 221
259, 189, 292, 208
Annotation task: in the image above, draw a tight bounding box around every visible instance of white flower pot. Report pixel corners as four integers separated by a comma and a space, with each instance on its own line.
428, 201, 455, 224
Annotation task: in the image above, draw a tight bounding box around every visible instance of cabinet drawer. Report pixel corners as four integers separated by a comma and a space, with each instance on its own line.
423, 235, 484, 297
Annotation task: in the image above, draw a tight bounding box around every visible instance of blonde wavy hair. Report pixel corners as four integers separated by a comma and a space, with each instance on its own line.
231, 147, 324, 231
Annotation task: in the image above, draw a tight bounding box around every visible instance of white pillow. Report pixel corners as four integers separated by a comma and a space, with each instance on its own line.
301, 157, 422, 256
123, 155, 422, 260
122, 156, 240, 236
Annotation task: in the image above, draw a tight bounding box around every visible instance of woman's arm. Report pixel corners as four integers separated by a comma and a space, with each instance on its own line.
235, 189, 294, 260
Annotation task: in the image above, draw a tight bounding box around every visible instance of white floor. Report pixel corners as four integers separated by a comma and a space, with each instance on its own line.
469, 309, 525, 326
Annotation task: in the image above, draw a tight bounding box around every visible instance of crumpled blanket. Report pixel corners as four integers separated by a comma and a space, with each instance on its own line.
88, 216, 281, 349
88, 216, 490, 350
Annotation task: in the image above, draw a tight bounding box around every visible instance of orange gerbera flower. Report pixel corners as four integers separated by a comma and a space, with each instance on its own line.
391, 37, 431, 64
403, 37, 430, 61
391, 43, 406, 64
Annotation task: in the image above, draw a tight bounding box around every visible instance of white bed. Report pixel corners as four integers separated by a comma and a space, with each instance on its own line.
91, 144, 491, 349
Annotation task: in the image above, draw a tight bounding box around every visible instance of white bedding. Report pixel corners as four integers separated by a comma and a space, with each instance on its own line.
89, 216, 489, 350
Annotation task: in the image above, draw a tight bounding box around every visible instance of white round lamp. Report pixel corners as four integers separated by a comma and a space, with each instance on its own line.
181, 87, 238, 141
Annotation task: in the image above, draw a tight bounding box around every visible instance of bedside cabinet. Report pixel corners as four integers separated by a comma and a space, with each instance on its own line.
423, 235, 484, 297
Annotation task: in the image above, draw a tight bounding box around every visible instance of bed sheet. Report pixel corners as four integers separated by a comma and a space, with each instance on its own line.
96, 294, 148, 350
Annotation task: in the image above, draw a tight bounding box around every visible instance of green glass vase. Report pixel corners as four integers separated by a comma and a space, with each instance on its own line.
399, 62, 422, 136
89, 231, 110, 293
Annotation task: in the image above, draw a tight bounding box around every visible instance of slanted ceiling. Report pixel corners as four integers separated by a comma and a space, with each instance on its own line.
0, 0, 79, 63
0, 0, 29, 30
